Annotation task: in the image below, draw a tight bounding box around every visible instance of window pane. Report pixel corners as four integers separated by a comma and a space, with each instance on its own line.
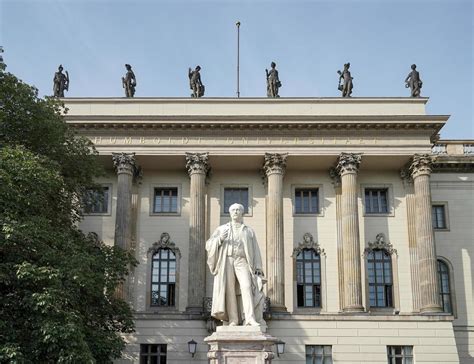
154, 188, 178, 213
295, 188, 319, 214
224, 188, 249, 213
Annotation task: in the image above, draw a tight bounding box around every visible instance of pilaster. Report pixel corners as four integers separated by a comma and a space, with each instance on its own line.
185, 152, 210, 314
262, 153, 287, 312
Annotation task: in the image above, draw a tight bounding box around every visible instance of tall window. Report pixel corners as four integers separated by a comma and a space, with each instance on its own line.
367, 249, 393, 307
365, 188, 389, 214
296, 249, 321, 308
306, 345, 332, 364
432, 205, 447, 229
295, 188, 319, 214
140, 344, 167, 364
83, 186, 109, 214
438, 260, 452, 313
387, 346, 413, 364
223, 187, 249, 213
151, 249, 176, 306
153, 188, 178, 213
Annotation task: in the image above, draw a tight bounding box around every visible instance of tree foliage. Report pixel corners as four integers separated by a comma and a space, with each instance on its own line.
0, 66, 135, 363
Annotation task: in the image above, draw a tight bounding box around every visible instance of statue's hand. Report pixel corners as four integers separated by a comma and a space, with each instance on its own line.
219, 229, 228, 242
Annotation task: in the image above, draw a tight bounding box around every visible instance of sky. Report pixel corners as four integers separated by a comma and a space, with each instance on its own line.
1, 0, 473, 139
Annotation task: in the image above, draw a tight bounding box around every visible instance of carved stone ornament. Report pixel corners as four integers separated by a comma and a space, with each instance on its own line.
148, 232, 181, 258
399, 167, 414, 189
262, 152, 288, 176
409, 153, 433, 178
291, 233, 325, 257
335, 152, 362, 175
364, 233, 397, 256
185, 152, 210, 175
329, 167, 341, 188
112, 152, 137, 175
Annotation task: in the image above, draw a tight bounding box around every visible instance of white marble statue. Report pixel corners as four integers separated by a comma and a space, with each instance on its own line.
206, 203, 266, 326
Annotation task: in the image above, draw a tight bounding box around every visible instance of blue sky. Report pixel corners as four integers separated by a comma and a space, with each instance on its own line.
1, 0, 473, 139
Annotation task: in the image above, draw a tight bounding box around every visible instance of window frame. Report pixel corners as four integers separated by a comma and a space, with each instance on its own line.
361, 184, 395, 217
386, 345, 414, 364
150, 248, 177, 308
437, 258, 456, 315
139, 344, 167, 364
305, 345, 333, 364
220, 184, 253, 216
82, 184, 112, 216
432, 202, 450, 231
150, 184, 182, 216
292, 184, 325, 217
366, 249, 394, 308
296, 248, 322, 308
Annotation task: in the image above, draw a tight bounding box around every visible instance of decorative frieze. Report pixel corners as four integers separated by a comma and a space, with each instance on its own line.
148, 232, 181, 258
364, 233, 397, 256
335, 152, 362, 176
292, 233, 325, 257
185, 152, 210, 175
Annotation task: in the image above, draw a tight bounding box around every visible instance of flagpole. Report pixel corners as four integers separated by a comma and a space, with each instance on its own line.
236, 21, 240, 98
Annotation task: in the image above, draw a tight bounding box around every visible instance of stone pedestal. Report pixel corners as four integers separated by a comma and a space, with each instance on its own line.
205, 326, 278, 364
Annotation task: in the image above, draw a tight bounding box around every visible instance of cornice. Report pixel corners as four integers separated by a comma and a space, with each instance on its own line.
432, 155, 474, 173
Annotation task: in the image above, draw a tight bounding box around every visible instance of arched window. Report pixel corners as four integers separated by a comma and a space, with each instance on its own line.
151, 248, 176, 307
367, 249, 393, 307
296, 248, 321, 307
437, 260, 452, 313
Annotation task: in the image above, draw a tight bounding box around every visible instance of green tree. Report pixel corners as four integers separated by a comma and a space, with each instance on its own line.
0, 63, 136, 363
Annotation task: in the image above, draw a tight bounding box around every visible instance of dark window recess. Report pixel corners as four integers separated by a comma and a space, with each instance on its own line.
295, 188, 319, 214
151, 249, 176, 307
154, 188, 178, 213
365, 188, 389, 214
432, 205, 447, 229
367, 249, 393, 308
296, 249, 321, 308
305, 345, 332, 364
140, 344, 167, 364
83, 186, 109, 214
387, 346, 413, 364
438, 260, 453, 313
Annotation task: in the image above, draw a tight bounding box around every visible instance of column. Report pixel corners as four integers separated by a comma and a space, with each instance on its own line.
335, 152, 364, 312
112, 152, 137, 250
185, 152, 210, 313
401, 169, 421, 312
409, 154, 442, 313
263, 153, 287, 312
330, 168, 344, 311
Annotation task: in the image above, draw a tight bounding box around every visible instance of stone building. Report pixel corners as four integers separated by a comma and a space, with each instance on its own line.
65, 97, 474, 363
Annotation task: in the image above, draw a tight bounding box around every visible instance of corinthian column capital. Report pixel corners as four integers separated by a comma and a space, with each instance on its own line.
112, 152, 137, 175
335, 152, 362, 176
263, 153, 288, 176
409, 154, 433, 179
185, 152, 210, 176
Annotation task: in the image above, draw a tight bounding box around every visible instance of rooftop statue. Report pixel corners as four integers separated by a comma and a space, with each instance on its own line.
206, 203, 266, 327
53, 64, 69, 97
189, 65, 205, 97
266, 62, 281, 97
337, 62, 353, 97
405, 64, 422, 97
122, 64, 136, 98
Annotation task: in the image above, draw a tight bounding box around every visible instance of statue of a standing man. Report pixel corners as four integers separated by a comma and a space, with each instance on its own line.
337, 63, 353, 97
122, 64, 136, 97
405, 64, 422, 97
206, 203, 266, 327
53, 65, 69, 97
266, 62, 281, 97
189, 65, 204, 97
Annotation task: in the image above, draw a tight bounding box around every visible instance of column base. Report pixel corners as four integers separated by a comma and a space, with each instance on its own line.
205, 326, 278, 363
342, 305, 365, 313
420, 304, 443, 314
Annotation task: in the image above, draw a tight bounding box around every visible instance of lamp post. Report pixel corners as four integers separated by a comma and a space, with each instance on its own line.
188, 339, 197, 358
276, 340, 286, 357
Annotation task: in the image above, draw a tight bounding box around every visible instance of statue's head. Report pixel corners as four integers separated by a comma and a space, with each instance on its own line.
196, 65, 201, 71
125, 64, 132, 70
411, 64, 417, 70
303, 233, 313, 244
160, 232, 170, 244
344, 62, 350, 69
229, 203, 244, 221
271, 62, 276, 68
58, 65, 63, 71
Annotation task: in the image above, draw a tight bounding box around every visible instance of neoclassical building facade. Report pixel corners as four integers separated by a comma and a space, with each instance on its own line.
66, 97, 473, 363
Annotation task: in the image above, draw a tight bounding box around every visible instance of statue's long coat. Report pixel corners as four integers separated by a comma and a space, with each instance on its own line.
205, 222, 264, 322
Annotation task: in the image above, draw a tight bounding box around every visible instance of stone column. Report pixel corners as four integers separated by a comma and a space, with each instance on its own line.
263, 153, 287, 312
185, 152, 210, 314
330, 168, 344, 311
112, 153, 137, 251
409, 154, 442, 313
401, 169, 421, 312
335, 153, 364, 312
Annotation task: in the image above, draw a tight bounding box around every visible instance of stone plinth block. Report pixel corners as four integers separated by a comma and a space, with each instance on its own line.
205, 326, 278, 364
